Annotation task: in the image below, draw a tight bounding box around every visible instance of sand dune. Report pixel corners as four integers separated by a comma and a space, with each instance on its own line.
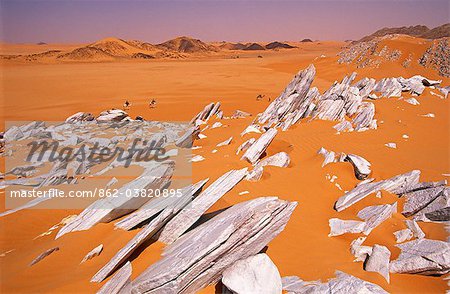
0, 34, 449, 293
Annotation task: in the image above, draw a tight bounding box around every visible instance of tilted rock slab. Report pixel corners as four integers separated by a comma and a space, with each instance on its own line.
222, 253, 282, 294
241, 128, 278, 164
357, 202, 397, 235
281, 271, 387, 294
158, 167, 248, 244
65, 112, 95, 123
132, 197, 297, 293
30, 247, 59, 266
328, 218, 365, 237
334, 170, 420, 212
81, 244, 103, 264
402, 184, 448, 217
97, 261, 132, 294
115, 179, 208, 230
92, 209, 173, 282
96, 109, 130, 122
390, 239, 450, 275
346, 154, 371, 180
236, 138, 256, 155
258, 64, 316, 126
352, 102, 375, 131
189, 102, 222, 124
364, 245, 391, 283
56, 161, 175, 239
175, 126, 200, 148
350, 237, 372, 262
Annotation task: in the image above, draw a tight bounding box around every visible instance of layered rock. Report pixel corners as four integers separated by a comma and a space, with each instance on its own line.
131, 197, 297, 293
390, 239, 450, 275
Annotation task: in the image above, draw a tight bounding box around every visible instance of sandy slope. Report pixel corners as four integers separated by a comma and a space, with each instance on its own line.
0, 39, 449, 293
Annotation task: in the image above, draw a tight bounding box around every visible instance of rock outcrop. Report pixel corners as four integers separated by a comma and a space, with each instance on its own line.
131, 197, 297, 293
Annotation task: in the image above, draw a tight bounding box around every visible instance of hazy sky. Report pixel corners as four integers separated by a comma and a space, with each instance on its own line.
1, 0, 448, 43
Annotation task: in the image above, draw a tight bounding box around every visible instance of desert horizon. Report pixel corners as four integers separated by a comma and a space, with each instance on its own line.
1, 1, 449, 294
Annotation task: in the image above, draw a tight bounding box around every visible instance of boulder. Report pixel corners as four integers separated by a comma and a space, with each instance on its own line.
241, 128, 277, 164
65, 112, 95, 123
222, 253, 282, 294
346, 154, 371, 180
96, 109, 129, 122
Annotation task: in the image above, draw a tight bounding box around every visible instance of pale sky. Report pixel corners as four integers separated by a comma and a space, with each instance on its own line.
1, 0, 448, 43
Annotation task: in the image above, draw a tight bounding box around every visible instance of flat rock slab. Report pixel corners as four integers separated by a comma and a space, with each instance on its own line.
390, 239, 450, 275
30, 247, 59, 266
56, 161, 175, 239
364, 245, 391, 283
346, 154, 371, 180
92, 209, 173, 282
328, 218, 365, 237
97, 261, 132, 294
115, 179, 208, 230
281, 271, 387, 294
81, 244, 103, 264
241, 128, 278, 164
158, 167, 248, 244
357, 203, 397, 235
222, 253, 282, 294
131, 197, 297, 293
335, 170, 420, 212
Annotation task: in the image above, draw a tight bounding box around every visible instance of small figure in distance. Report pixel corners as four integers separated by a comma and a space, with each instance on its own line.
149, 98, 157, 108
123, 100, 131, 110
256, 94, 265, 101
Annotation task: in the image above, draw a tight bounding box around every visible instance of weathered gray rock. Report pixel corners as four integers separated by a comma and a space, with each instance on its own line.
374, 78, 402, 98
402, 185, 448, 217
346, 154, 371, 180
281, 271, 387, 294
394, 229, 413, 243
357, 203, 397, 235
56, 161, 175, 239
115, 179, 208, 230
81, 244, 103, 264
158, 168, 248, 244
246, 165, 264, 182
175, 126, 200, 148
217, 136, 233, 147
30, 247, 59, 266
405, 220, 425, 239
92, 209, 173, 282
258, 65, 316, 126
334, 170, 420, 211
258, 152, 290, 168
97, 261, 132, 294
328, 218, 365, 237
189, 102, 222, 124
241, 128, 277, 165
231, 110, 251, 119
364, 245, 391, 283
390, 239, 450, 275
236, 138, 256, 155
96, 109, 129, 122
352, 102, 375, 131
425, 207, 450, 222
131, 197, 297, 293
350, 237, 372, 262
65, 112, 95, 123
222, 253, 282, 294
317, 147, 336, 167
333, 120, 354, 132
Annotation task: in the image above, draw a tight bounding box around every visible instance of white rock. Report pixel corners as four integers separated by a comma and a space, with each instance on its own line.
328, 218, 366, 237
191, 155, 205, 162
222, 253, 282, 294
364, 245, 391, 283
385, 143, 397, 149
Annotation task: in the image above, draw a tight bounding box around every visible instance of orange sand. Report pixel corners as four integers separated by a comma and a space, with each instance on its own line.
1, 38, 449, 293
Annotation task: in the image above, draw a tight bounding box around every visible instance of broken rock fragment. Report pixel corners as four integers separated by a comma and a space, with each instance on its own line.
364, 245, 391, 283
241, 128, 277, 164
346, 154, 371, 180
357, 202, 397, 235
158, 167, 248, 244
328, 218, 365, 237
281, 271, 387, 294
390, 239, 450, 276
131, 197, 297, 293
30, 247, 59, 266
97, 261, 132, 294
222, 253, 282, 294
81, 244, 103, 264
